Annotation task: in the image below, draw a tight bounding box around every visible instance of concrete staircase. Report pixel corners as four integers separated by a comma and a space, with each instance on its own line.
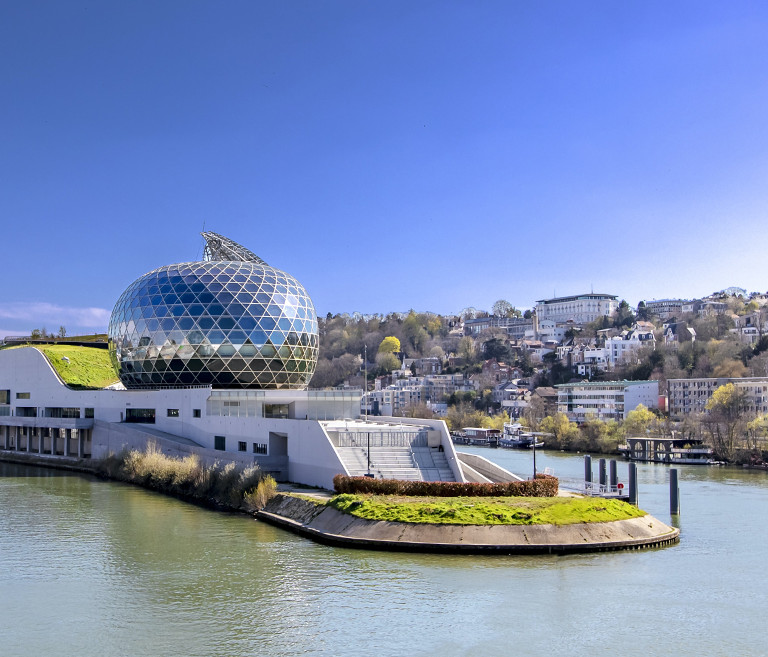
336, 445, 456, 482
412, 447, 455, 482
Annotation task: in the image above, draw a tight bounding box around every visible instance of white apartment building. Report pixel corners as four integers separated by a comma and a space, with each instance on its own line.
604, 322, 656, 367
366, 373, 473, 416
526, 318, 567, 343
464, 316, 532, 338
535, 293, 618, 325
731, 313, 765, 345
556, 380, 659, 423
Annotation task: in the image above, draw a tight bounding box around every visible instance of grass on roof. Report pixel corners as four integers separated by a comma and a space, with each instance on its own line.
64, 333, 108, 342
36, 344, 120, 389
326, 493, 647, 526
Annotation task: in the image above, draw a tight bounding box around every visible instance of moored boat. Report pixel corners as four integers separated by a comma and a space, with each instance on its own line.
501, 423, 545, 449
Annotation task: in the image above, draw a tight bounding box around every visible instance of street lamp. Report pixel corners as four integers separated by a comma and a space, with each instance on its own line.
365, 431, 373, 478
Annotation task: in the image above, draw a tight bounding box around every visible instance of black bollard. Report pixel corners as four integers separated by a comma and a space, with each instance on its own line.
584, 454, 592, 484
670, 468, 680, 515
628, 462, 638, 506
599, 458, 607, 487
609, 460, 618, 490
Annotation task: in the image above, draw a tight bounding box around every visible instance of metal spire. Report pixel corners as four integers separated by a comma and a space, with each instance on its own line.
200, 231, 267, 265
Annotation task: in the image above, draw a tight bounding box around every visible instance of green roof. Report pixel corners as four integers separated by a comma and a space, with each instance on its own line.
36, 344, 120, 389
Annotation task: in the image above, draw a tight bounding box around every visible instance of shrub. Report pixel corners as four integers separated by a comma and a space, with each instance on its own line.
212, 461, 241, 507
95, 450, 126, 478
98, 443, 269, 509
244, 475, 278, 511
332, 474, 558, 497
238, 465, 263, 499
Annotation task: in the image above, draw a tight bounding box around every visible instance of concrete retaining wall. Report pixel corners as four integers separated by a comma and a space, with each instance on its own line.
258, 494, 680, 554
456, 451, 524, 483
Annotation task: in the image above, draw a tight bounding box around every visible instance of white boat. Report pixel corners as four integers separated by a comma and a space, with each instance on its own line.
501, 423, 544, 449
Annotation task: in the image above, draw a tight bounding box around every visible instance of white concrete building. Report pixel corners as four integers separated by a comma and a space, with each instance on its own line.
365, 373, 473, 416
0, 347, 465, 490
525, 318, 567, 343
556, 380, 659, 423
604, 322, 656, 367
0, 232, 504, 489
535, 293, 618, 325
731, 313, 765, 345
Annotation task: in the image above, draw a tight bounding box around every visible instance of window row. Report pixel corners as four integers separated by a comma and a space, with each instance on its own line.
213, 436, 267, 454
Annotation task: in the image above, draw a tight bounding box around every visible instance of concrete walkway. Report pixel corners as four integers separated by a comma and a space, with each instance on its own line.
257, 494, 680, 555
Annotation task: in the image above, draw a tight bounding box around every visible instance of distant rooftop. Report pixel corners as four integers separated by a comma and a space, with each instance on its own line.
555, 380, 656, 388
536, 293, 617, 304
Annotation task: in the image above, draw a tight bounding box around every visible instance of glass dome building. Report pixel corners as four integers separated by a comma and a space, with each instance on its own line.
108, 233, 319, 389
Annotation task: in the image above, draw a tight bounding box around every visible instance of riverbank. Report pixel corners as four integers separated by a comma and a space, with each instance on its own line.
0, 445, 274, 513
0, 450, 680, 554
0, 450, 99, 476
257, 493, 679, 554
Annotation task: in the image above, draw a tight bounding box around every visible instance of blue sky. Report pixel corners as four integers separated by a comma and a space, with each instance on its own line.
2, 1, 767, 336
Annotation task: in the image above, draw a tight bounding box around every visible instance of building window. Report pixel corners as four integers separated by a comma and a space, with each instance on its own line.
16, 392, 30, 400
253, 443, 267, 455
0, 390, 9, 405
15, 407, 37, 417
44, 407, 80, 419
167, 408, 179, 417
193, 409, 201, 418
264, 403, 289, 418
238, 441, 247, 452
84, 408, 94, 418
214, 436, 226, 451
125, 408, 156, 424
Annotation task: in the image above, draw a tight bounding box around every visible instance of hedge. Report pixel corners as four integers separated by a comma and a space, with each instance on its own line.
332, 473, 558, 497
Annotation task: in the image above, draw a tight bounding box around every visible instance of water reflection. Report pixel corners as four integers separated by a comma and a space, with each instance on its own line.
1, 458, 766, 656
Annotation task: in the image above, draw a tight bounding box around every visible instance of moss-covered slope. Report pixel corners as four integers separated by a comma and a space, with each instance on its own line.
36, 344, 119, 389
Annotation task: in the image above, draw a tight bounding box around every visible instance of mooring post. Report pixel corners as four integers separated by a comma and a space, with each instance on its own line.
584, 454, 592, 484
628, 462, 638, 506
599, 458, 607, 487
670, 468, 680, 515
609, 459, 618, 490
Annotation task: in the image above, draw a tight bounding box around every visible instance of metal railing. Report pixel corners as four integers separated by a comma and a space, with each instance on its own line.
334, 429, 429, 448
558, 476, 625, 497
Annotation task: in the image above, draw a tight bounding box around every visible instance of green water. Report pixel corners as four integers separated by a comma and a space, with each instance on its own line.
1, 456, 766, 657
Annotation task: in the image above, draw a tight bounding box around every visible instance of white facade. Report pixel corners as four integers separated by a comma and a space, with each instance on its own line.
731, 313, 765, 345
556, 380, 659, 422
0, 347, 462, 489
535, 294, 618, 325
366, 373, 472, 416
525, 318, 567, 343
604, 323, 656, 367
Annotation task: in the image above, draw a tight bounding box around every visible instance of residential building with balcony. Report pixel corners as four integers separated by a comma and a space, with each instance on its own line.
667, 377, 768, 418
604, 322, 656, 367
556, 380, 659, 423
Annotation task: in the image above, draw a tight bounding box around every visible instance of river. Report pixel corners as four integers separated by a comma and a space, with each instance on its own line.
1, 451, 766, 657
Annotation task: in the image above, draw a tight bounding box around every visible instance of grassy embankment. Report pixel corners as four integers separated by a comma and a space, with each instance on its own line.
34, 344, 120, 389
95, 444, 642, 525
326, 493, 646, 526
98, 442, 277, 511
